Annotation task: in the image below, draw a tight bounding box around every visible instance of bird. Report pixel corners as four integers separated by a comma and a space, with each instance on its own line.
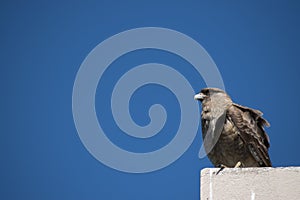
194, 88, 272, 168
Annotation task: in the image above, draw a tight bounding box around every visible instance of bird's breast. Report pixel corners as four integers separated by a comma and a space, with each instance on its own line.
205, 117, 250, 167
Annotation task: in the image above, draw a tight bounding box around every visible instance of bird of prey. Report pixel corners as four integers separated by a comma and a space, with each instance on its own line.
194, 88, 272, 168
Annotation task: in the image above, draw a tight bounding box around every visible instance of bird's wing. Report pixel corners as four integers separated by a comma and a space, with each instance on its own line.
228, 103, 272, 166
233, 103, 270, 147
233, 103, 270, 126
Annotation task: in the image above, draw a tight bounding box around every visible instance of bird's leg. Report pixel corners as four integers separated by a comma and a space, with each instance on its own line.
234, 161, 242, 168
216, 164, 228, 175
216, 162, 242, 175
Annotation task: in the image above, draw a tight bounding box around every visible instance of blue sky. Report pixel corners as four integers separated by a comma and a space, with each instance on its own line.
1, 1, 300, 199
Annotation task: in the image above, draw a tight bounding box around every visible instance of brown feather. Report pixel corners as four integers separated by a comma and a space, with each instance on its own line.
195, 88, 272, 167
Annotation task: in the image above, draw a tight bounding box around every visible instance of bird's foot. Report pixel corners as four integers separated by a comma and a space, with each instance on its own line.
216, 164, 228, 175
234, 161, 242, 168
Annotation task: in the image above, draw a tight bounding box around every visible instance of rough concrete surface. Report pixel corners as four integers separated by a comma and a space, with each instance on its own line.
201, 167, 300, 200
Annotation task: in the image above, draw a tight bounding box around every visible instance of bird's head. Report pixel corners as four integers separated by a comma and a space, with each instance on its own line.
194, 88, 232, 107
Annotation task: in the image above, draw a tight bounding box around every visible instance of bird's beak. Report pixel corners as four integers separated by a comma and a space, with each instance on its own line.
194, 93, 206, 101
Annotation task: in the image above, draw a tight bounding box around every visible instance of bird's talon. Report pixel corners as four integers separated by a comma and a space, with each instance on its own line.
216, 164, 227, 175
234, 161, 242, 168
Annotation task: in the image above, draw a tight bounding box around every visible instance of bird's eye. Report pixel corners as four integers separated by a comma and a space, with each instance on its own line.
204, 90, 210, 95
202, 89, 208, 95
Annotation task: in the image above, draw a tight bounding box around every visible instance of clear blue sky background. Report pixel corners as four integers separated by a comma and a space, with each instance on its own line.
1, 1, 300, 200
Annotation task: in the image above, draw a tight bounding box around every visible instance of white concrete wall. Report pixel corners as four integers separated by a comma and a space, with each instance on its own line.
201, 167, 300, 200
